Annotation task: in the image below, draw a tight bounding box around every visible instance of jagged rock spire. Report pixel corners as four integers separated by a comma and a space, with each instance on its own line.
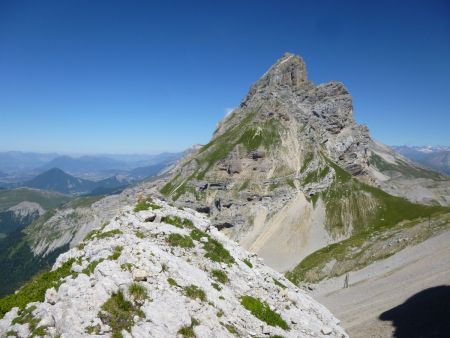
242, 52, 310, 107
260, 52, 308, 88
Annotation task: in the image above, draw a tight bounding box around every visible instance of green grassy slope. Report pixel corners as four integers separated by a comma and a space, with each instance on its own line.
287, 161, 449, 285
160, 109, 282, 200
370, 153, 445, 180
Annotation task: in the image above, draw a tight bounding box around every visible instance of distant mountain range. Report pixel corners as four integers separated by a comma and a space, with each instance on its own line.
0, 151, 183, 182
392, 146, 450, 175
25, 168, 128, 195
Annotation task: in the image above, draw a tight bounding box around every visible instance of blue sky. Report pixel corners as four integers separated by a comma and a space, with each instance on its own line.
0, 0, 449, 154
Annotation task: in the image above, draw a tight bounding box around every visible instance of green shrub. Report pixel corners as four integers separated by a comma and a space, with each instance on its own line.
134, 201, 150, 212
167, 277, 178, 287
178, 318, 199, 338
273, 278, 287, 289
211, 269, 228, 284
240, 295, 289, 330
98, 291, 144, 337
203, 238, 234, 264
85, 324, 101, 334
135, 230, 145, 239
0, 258, 76, 318
190, 229, 234, 264
162, 215, 194, 228
11, 304, 48, 336
109, 246, 123, 260
150, 203, 162, 209
128, 283, 147, 303
243, 259, 253, 268
120, 263, 134, 272
190, 229, 206, 241
167, 234, 194, 248
223, 322, 238, 335
184, 285, 206, 301
212, 282, 221, 291
97, 229, 123, 240
82, 259, 104, 276
85, 229, 123, 242
160, 263, 168, 272
83, 223, 109, 241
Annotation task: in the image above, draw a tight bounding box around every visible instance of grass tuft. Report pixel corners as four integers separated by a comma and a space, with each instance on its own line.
135, 230, 146, 239
178, 318, 199, 338
243, 259, 253, 268
240, 295, 289, 330
128, 283, 147, 304
273, 278, 287, 289
82, 259, 104, 276
120, 263, 134, 272
98, 291, 144, 338
162, 215, 194, 228
167, 277, 179, 287
184, 284, 206, 302
211, 269, 228, 284
109, 246, 123, 260
167, 233, 194, 248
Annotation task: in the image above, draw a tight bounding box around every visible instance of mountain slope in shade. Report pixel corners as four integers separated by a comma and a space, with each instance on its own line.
24, 168, 128, 195
154, 53, 450, 274
25, 168, 96, 195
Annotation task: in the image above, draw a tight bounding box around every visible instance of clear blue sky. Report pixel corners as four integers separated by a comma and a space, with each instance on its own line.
0, 0, 449, 154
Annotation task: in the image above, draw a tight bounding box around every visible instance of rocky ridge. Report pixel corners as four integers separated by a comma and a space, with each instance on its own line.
0, 197, 346, 338
7, 202, 44, 219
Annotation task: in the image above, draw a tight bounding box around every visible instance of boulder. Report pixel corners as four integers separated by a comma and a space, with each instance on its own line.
132, 269, 148, 282
45, 287, 59, 305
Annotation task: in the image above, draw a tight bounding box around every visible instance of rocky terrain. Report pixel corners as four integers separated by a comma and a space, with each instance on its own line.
1, 52, 448, 337
154, 52, 450, 274
0, 196, 346, 337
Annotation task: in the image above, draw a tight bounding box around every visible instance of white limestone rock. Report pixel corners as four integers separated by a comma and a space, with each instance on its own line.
0, 197, 347, 337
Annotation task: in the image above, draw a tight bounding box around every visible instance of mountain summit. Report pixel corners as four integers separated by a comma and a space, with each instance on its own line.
157, 53, 450, 272
246, 52, 309, 94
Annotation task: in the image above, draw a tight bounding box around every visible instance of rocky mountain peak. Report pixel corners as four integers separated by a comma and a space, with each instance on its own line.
242, 52, 310, 107
259, 52, 308, 88
156, 53, 450, 277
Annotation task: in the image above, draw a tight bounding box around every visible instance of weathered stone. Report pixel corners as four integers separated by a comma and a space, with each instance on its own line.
45, 287, 59, 305
321, 326, 333, 335
132, 269, 148, 282
228, 160, 243, 174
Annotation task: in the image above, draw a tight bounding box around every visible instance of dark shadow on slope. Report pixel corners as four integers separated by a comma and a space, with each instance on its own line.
379, 285, 450, 338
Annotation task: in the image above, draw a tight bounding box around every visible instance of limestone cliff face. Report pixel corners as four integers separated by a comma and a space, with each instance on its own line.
156, 53, 450, 272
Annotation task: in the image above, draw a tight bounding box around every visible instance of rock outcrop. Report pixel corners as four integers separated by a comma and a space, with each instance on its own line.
0, 197, 346, 338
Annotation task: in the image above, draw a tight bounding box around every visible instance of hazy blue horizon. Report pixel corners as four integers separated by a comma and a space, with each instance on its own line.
1, 0, 449, 153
